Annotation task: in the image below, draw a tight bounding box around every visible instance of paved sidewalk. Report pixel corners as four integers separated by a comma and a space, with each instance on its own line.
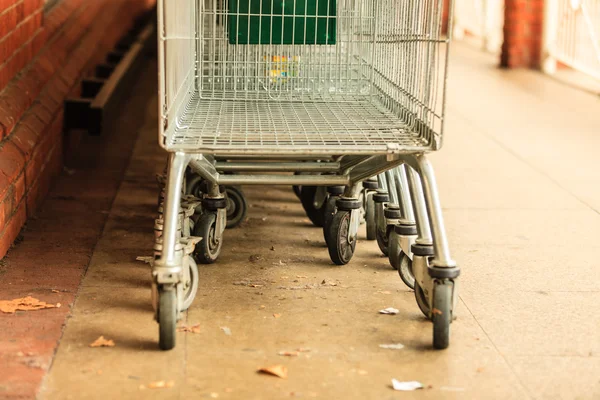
10, 43, 600, 399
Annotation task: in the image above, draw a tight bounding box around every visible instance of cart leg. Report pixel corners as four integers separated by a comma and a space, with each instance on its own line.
326, 184, 361, 265
153, 152, 191, 351
407, 154, 460, 350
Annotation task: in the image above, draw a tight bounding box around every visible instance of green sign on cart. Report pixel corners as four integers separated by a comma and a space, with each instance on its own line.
228, 0, 337, 45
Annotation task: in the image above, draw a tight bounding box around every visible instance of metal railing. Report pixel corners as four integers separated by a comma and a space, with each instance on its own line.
453, 0, 504, 53
544, 0, 600, 81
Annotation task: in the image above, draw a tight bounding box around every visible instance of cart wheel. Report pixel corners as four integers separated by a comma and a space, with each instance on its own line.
433, 282, 452, 349
414, 282, 430, 318
181, 257, 199, 311
300, 186, 325, 227
376, 225, 390, 256
327, 210, 357, 265
365, 192, 376, 240
158, 288, 177, 350
388, 230, 401, 270
194, 212, 222, 264
397, 253, 415, 290
322, 195, 338, 244
293, 185, 302, 199
225, 186, 247, 229
186, 174, 204, 197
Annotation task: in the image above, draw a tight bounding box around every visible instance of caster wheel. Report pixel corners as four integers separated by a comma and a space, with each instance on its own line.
225, 186, 247, 229
326, 210, 357, 265
365, 192, 376, 240
388, 230, 401, 270
194, 212, 223, 264
300, 186, 325, 227
433, 282, 453, 349
158, 288, 177, 350
186, 174, 204, 197
376, 225, 391, 256
322, 195, 338, 244
181, 258, 199, 311
414, 282, 430, 318
397, 253, 416, 290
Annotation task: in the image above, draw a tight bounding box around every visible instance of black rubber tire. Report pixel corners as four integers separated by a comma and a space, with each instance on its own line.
158, 288, 177, 351
293, 185, 302, 199
181, 258, 199, 311
433, 282, 452, 350
365, 192, 376, 240
194, 212, 222, 264
397, 253, 416, 290
414, 282, 431, 319
376, 225, 391, 256
322, 195, 338, 244
327, 210, 357, 265
388, 230, 401, 270
300, 186, 325, 227
225, 186, 247, 229
186, 174, 204, 198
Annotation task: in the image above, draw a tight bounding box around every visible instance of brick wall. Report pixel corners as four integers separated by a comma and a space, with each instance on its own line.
501, 0, 545, 68
0, 0, 156, 259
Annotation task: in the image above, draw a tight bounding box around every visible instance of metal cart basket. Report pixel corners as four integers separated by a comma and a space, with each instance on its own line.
153, 0, 460, 350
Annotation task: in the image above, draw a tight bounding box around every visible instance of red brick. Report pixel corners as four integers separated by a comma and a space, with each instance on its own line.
0, 199, 26, 258
11, 122, 39, 161
0, 140, 25, 196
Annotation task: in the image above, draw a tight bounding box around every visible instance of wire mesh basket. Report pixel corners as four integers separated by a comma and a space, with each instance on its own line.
158, 0, 450, 154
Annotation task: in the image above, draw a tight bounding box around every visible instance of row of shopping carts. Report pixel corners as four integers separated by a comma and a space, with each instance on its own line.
151, 0, 460, 351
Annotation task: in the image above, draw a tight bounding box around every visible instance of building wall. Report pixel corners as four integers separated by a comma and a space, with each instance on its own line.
501, 0, 545, 68
0, 0, 155, 259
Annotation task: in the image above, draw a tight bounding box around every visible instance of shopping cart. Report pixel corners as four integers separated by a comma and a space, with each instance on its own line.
153, 0, 460, 350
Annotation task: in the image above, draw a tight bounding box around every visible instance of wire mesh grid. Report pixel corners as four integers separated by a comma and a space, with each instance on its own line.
159, 0, 449, 153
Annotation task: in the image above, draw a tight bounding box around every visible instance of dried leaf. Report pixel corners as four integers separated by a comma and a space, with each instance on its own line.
89, 336, 115, 347
378, 307, 399, 315
0, 296, 58, 314
177, 324, 201, 334
278, 351, 299, 357
270, 246, 275, 251
273, 313, 281, 318
51, 290, 60, 293
259, 305, 266, 309
432, 308, 443, 316
258, 365, 288, 379
147, 380, 174, 389
296, 275, 307, 279
321, 279, 338, 286
391, 379, 424, 391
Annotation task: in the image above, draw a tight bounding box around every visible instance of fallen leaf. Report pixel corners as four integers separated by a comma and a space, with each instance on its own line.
321, 279, 338, 286
391, 379, 424, 391
273, 313, 281, 318
51, 290, 60, 293
432, 308, 443, 315
278, 351, 299, 357
378, 307, 399, 315
379, 343, 405, 350
220, 327, 232, 336
296, 275, 307, 279
259, 305, 266, 309
147, 380, 174, 389
250, 284, 263, 288
0, 296, 58, 314
89, 336, 115, 347
258, 365, 288, 379
270, 246, 275, 251
377, 290, 391, 295
177, 324, 201, 334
